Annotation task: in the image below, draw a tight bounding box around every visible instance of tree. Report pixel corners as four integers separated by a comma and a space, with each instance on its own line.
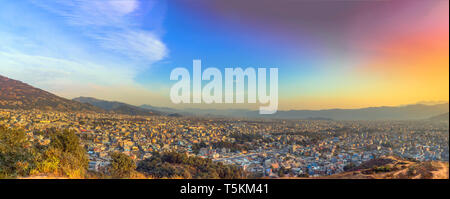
0, 126, 33, 177
0, 127, 89, 178
50, 129, 83, 154
343, 162, 357, 171
136, 151, 245, 179
109, 152, 136, 178
44, 130, 89, 178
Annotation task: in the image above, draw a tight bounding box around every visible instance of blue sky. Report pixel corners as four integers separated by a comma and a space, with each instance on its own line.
0, 0, 170, 105
0, 0, 312, 109
1, 0, 448, 110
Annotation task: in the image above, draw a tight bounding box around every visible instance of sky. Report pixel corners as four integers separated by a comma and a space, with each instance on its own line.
0, 0, 448, 110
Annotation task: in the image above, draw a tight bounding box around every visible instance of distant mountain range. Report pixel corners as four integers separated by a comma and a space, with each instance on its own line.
0, 75, 103, 112
139, 104, 179, 114
1, 74, 448, 120
0, 75, 157, 116
73, 97, 159, 116
247, 103, 449, 120
145, 103, 449, 121
429, 112, 450, 121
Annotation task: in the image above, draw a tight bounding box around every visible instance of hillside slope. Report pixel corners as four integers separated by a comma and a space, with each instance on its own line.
429, 112, 450, 121
73, 97, 159, 116
314, 156, 449, 179
0, 75, 103, 112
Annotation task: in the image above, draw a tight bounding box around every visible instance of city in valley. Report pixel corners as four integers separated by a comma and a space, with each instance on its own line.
1, 0, 449, 181
1, 108, 448, 178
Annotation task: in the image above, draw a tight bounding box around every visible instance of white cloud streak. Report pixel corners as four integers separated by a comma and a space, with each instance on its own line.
32, 0, 167, 62
0, 0, 170, 106
95, 30, 167, 62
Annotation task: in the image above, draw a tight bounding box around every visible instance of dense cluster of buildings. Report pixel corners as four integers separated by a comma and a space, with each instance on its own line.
1, 109, 448, 177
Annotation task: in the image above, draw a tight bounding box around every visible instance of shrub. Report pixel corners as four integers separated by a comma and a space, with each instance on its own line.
0, 126, 33, 177
108, 152, 136, 178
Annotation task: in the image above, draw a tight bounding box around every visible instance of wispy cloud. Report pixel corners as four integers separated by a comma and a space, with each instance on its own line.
0, 0, 169, 106
32, 0, 167, 62
95, 30, 167, 62
0, 51, 133, 86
